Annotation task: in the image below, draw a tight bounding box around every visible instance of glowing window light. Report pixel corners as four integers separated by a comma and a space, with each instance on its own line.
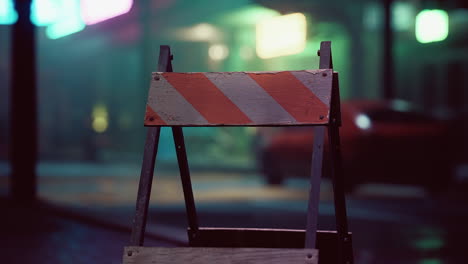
415, 9, 449, 43
209, 44, 229, 61
190, 23, 216, 40
174, 23, 222, 43
0, 0, 17, 25
45, 0, 85, 39
363, 3, 380, 30
392, 2, 414, 31
31, 0, 60, 26
256, 13, 306, 59
81, 0, 133, 25
92, 104, 109, 133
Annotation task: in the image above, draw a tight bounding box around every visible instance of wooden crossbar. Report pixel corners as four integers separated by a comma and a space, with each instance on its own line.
188, 228, 353, 264
145, 69, 333, 126
123, 247, 318, 264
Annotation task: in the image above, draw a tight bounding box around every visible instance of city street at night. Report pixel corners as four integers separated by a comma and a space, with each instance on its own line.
1, 162, 467, 263
1, 0, 467, 263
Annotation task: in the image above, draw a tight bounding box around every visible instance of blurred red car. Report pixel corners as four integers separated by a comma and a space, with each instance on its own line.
257, 100, 456, 193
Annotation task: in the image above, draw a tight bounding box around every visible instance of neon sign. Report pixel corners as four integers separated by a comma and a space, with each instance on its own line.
0, 0, 133, 39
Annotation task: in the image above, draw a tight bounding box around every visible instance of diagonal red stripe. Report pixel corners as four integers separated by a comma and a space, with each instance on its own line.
162, 73, 252, 124
248, 72, 329, 123
145, 105, 167, 126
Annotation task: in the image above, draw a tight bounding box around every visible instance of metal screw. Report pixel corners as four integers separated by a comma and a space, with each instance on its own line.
127, 251, 133, 257
177, 145, 181, 149
149, 117, 155, 122
344, 237, 349, 242
319, 115, 324, 120
154, 76, 160, 81
322, 72, 327, 77
307, 254, 312, 258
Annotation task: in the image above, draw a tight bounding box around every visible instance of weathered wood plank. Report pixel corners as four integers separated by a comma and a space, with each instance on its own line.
145, 69, 333, 126
123, 247, 318, 264
129, 45, 173, 246
188, 228, 352, 264
306, 126, 325, 249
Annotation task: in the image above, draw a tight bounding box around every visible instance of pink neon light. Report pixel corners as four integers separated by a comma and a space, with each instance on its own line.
81, 0, 133, 25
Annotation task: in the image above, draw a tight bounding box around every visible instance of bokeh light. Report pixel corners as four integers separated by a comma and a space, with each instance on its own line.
209, 44, 229, 61
416, 9, 449, 43
256, 13, 307, 59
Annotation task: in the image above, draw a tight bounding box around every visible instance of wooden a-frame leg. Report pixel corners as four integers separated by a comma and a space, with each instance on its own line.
304, 40, 330, 249
328, 124, 352, 263
129, 45, 173, 246
130, 127, 161, 246
329, 71, 353, 264
305, 126, 326, 249
172, 127, 199, 236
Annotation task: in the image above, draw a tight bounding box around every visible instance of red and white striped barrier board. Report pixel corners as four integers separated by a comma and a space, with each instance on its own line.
145, 69, 333, 126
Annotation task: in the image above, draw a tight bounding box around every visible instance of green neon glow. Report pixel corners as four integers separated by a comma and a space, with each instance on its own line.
218, 5, 280, 26
419, 259, 442, 264
0, 0, 18, 25
31, 0, 61, 26
415, 9, 449, 43
392, 2, 414, 31
45, 0, 85, 39
412, 237, 444, 250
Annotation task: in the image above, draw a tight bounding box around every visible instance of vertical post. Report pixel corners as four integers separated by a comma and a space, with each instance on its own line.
10, 0, 37, 204
383, 0, 394, 99
129, 46, 173, 246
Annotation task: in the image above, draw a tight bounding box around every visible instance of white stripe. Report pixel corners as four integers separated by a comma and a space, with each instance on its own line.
291, 70, 331, 106
147, 73, 207, 125
204, 72, 297, 124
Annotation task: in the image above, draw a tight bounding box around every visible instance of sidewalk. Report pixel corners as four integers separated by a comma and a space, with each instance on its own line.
0, 198, 175, 264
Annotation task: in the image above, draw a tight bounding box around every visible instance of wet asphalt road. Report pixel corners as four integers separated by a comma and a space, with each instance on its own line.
1, 163, 468, 264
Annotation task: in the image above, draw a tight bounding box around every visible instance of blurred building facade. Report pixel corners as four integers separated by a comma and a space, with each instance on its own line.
0, 0, 467, 168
